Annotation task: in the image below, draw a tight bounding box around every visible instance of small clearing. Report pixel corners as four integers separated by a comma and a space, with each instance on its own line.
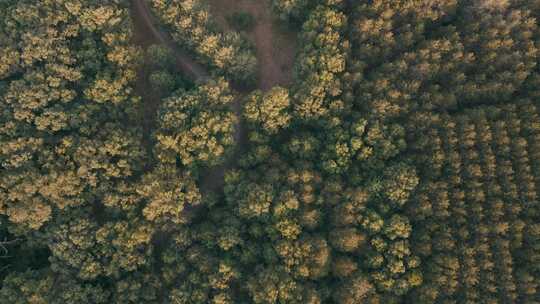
206, 0, 297, 91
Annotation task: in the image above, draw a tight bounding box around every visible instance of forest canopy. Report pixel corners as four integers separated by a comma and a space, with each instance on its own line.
1, 0, 540, 303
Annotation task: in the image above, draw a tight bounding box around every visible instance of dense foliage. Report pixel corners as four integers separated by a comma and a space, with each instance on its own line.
407, 103, 540, 303
1, 0, 540, 303
148, 0, 258, 84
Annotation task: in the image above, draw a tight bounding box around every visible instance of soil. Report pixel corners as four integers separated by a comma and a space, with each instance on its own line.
206, 0, 297, 91
130, 1, 160, 151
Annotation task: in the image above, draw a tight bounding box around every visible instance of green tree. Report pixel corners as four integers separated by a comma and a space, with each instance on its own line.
146, 44, 175, 69
149, 70, 175, 94
0, 270, 109, 304
154, 78, 237, 168
149, 0, 257, 83
137, 164, 201, 226
244, 87, 292, 134
333, 274, 376, 304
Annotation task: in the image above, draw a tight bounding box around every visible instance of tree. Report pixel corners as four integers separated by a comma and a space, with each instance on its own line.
329, 228, 366, 252
137, 164, 201, 226
247, 266, 303, 303
145, 44, 175, 69
148, 0, 257, 83
381, 163, 419, 207
0, 0, 145, 231
46, 208, 154, 280
244, 87, 292, 134
292, 6, 348, 121
272, 0, 311, 22
149, 70, 175, 94
383, 215, 412, 241
154, 78, 237, 168
0, 270, 110, 304
333, 274, 376, 304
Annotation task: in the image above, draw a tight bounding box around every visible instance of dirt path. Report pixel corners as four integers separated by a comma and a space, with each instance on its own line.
131, 0, 209, 148
131, 0, 161, 152
130, 0, 245, 193
206, 0, 297, 91
132, 0, 209, 80
130, 0, 297, 194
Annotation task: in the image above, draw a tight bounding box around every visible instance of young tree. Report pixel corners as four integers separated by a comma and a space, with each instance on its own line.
154, 78, 237, 168
244, 87, 292, 134
137, 164, 201, 226
145, 44, 175, 69
0, 270, 110, 304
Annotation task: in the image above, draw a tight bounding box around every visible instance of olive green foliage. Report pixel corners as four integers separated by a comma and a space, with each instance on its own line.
272, 0, 317, 23
0, 0, 144, 231
46, 208, 154, 280
293, 5, 349, 121
353, 0, 537, 118
149, 0, 258, 84
244, 87, 291, 134
154, 78, 237, 168
149, 70, 175, 93
0, 270, 110, 304
145, 45, 192, 95
2, 0, 540, 302
226, 11, 256, 32
407, 103, 540, 303
137, 165, 201, 226
146, 44, 175, 69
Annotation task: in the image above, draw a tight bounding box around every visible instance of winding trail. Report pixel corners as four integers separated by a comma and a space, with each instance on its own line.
131, 0, 296, 192
131, 0, 244, 193
132, 0, 208, 80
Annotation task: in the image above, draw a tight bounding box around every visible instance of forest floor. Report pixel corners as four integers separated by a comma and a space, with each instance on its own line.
131, 0, 160, 151
131, 0, 208, 151
130, 0, 237, 194
205, 0, 297, 91
131, 0, 208, 79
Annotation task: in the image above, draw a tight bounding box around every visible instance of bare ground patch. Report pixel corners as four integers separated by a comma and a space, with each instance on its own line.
206, 0, 298, 91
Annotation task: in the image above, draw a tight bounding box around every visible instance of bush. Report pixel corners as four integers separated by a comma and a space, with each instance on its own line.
226, 11, 256, 32
146, 44, 175, 69
149, 70, 175, 95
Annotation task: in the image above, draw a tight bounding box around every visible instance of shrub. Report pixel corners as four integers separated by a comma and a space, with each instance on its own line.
226, 11, 256, 32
